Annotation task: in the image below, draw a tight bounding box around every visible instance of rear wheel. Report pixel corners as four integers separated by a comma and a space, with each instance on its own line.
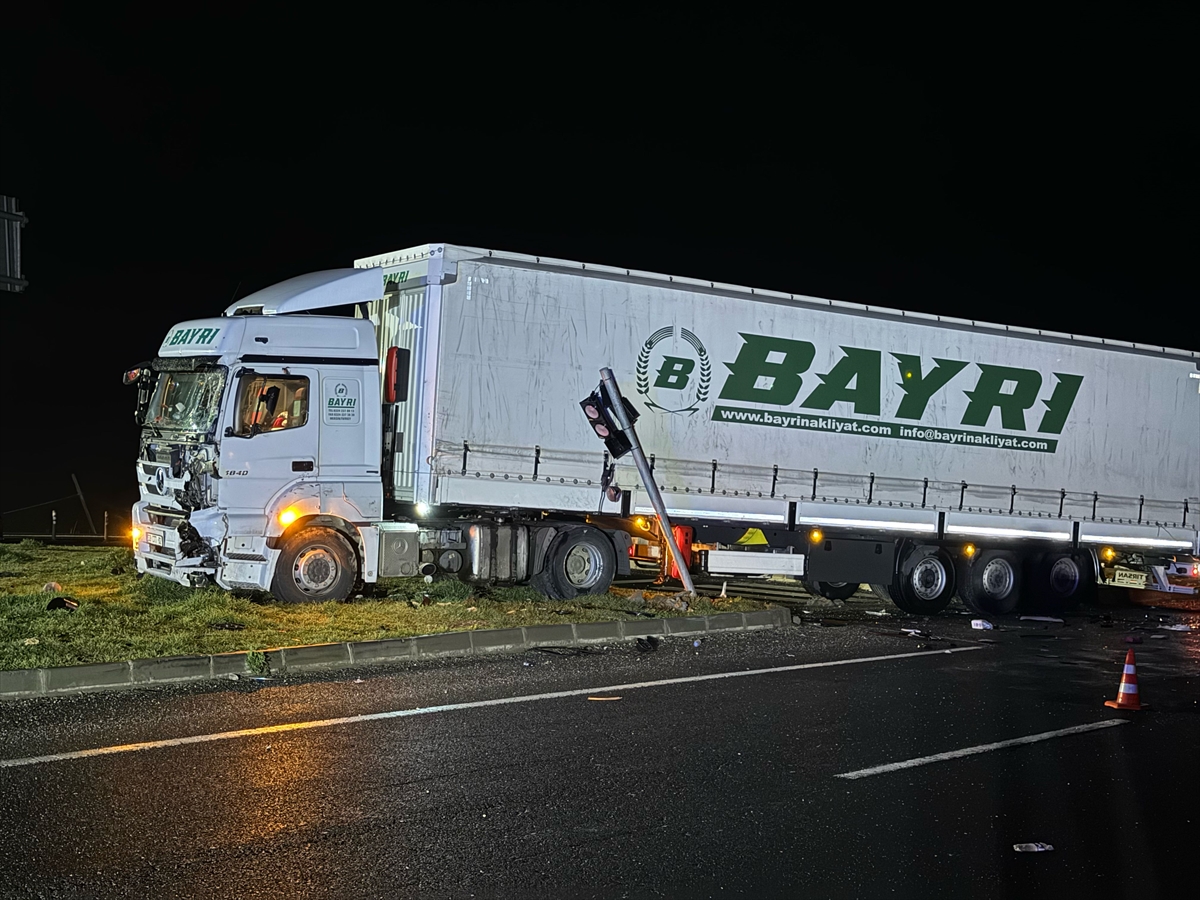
271, 526, 357, 604
1028, 551, 1093, 612
959, 549, 1022, 615
892, 546, 956, 614
531, 526, 617, 600
806, 581, 860, 601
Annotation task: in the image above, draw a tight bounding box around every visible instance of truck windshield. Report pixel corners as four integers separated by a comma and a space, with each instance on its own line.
143, 369, 227, 433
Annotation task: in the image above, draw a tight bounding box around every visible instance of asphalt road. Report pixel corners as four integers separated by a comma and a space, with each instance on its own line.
0, 605, 1197, 899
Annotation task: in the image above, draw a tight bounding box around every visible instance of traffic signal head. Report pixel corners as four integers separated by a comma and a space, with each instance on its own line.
580, 390, 637, 459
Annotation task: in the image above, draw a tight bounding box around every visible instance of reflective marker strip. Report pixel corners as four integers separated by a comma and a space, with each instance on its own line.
0, 647, 982, 769
1125, 664, 1137, 674
834, 719, 1128, 780
1120, 683, 1139, 694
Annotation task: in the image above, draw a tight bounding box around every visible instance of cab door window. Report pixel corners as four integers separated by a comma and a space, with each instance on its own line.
233, 375, 309, 435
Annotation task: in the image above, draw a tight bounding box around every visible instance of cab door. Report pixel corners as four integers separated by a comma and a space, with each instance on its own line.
218, 367, 319, 529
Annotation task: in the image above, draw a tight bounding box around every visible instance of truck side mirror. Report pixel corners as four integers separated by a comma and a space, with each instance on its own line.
385, 347, 411, 403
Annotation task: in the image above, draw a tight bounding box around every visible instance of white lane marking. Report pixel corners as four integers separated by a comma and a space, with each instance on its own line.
0, 646, 981, 769
835, 719, 1129, 780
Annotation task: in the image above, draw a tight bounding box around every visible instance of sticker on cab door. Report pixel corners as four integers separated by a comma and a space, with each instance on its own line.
323, 378, 361, 426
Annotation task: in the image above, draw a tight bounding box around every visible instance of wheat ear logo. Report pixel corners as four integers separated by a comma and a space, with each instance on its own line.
636, 326, 711, 415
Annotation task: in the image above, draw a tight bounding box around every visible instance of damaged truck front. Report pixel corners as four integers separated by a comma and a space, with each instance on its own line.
126, 326, 233, 587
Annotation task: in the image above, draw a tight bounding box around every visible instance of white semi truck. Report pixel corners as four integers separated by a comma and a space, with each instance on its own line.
127, 243, 1200, 614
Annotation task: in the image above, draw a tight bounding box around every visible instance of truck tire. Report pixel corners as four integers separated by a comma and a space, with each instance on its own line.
893, 547, 956, 614
1028, 551, 1094, 612
959, 549, 1021, 615
270, 526, 358, 604
806, 581, 860, 601
531, 526, 617, 600
870, 583, 894, 603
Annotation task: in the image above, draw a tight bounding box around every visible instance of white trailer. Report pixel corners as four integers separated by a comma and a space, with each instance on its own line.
128, 244, 1200, 614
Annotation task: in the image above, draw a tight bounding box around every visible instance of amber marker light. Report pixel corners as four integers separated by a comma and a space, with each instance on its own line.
1102, 547, 1117, 562
809, 528, 823, 543
963, 543, 976, 558
131, 527, 141, 542
279, 508, 298, 527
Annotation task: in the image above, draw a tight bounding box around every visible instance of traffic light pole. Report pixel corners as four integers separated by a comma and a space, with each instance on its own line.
599, 367, 697, 596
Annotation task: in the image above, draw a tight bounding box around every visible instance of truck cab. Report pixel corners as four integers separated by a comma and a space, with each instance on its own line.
129, 270, 390, 601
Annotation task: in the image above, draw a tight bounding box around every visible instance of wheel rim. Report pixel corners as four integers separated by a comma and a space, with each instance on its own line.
294, 546, 338, 593
981, 558, 1015, 599
564, 542, 604, 589
910, 557, 948, 601
1049, 557, 1080, 596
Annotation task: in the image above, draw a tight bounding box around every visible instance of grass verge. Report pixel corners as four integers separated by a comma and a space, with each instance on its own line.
0, 542, 769, 670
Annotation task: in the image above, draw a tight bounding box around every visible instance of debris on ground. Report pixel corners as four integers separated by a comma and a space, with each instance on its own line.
42, 582, 63, 593
209, 622, 246, 631
971, 619, 994, 630
627, 590, 645, 607
45, 597, 78, 612
865, 609, 890, 617
635, 636, 660, 652
646, 593, 689, 612
587, 696, 621, 701
23, 638, 39, 645
1020, 616, 1065, 624
1158, 624, 1191, 631
693, 639, 703, 649
1013, 842, 1054, 852
1149, 634, 1167, 640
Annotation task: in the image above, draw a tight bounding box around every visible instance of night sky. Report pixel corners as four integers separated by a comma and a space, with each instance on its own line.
2, 4, 1195, 536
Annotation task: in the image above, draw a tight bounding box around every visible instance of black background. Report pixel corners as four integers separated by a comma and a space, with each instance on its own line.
2, 3, 1195, 535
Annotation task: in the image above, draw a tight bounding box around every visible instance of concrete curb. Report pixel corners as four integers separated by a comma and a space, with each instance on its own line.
0, 607, 790, 700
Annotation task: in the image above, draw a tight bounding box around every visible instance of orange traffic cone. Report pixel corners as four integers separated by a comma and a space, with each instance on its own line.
1104, 649, 1144, 710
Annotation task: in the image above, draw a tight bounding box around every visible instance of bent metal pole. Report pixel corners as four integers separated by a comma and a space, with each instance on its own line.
599, 367, 697, 596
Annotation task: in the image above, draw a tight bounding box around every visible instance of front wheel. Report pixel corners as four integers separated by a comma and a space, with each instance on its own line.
531, 526, 617, 600
270, 526, 358, 604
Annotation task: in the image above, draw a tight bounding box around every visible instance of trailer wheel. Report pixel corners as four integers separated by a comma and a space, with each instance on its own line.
532, 526, 617, 600
806, 581, 860, 601
892, 547, 956, 614
1029, 551, 1093, 612
270, 526, 357, 604
959, 549, 1021, 615
870, 583, 894, 603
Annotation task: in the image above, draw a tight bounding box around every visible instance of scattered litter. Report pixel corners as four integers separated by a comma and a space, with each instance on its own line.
1149, 634, 1167, 640
264, 744, 272, 751
1013, 842, 1054, 853
587, 696, 622, 701
22, 638, 39, 646
506, 610, 516, 615
210, 622, 246, 631
466, 606, 477, 612
901, 628, 928, 637
436, 601, 451, 606
865, 609, 890, 617
1020, 616, 1064, 624
628, 590, 645, 607
227, 673, 240, 681
42, 582, 63, 593
1123, 635, 1143, 644
719, 581, 728, 598
635, 636, 660, 653
693, 639, 703, 649
251, 677, 272, 682
971, 619, 994, 630
522, 661, 535, 667
978, 638, 997, 644
1158, 624, 1190, 631
353, 678, 365, 683
421, 593, 432, 606
46, 597, 78, 612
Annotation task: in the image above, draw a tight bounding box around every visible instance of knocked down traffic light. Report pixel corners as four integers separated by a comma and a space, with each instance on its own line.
580, 388, 640, 459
